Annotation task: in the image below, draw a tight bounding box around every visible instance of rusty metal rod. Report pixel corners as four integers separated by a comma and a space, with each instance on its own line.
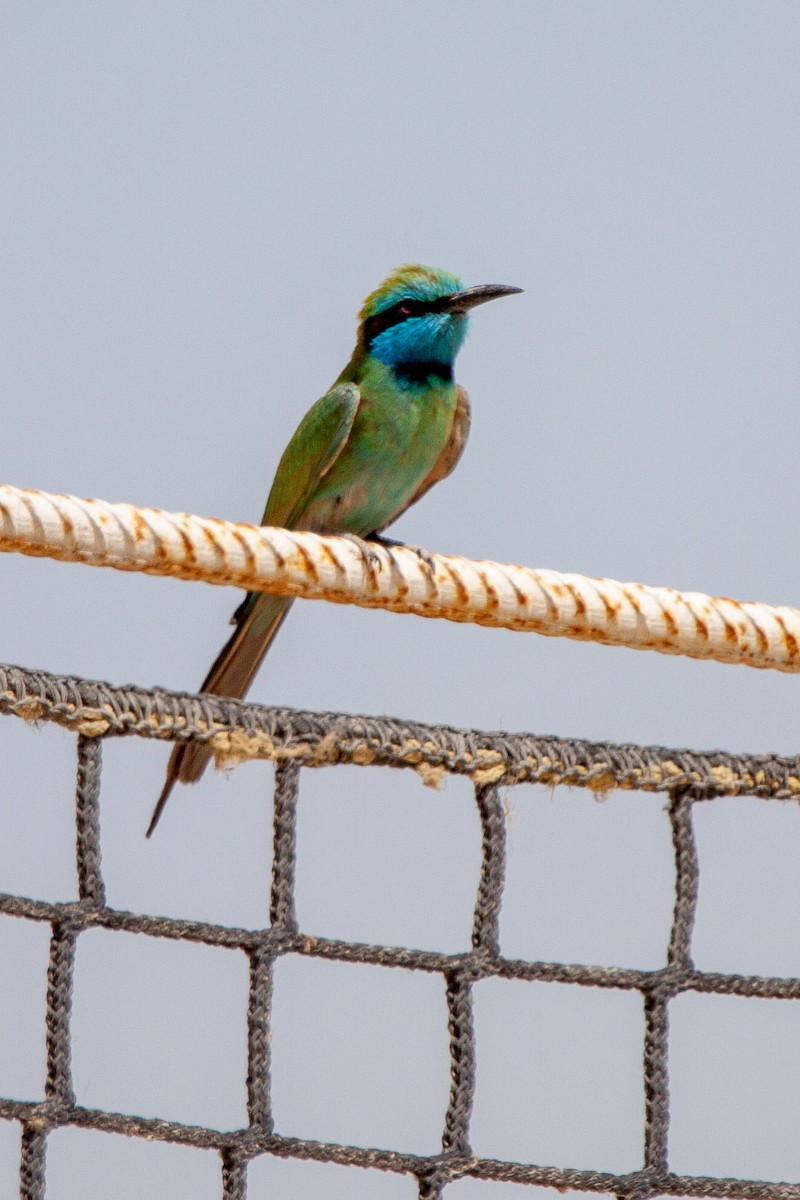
0, 483, 797, 673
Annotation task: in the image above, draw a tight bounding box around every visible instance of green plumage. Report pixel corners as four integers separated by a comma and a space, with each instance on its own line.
147, 264, 521, 834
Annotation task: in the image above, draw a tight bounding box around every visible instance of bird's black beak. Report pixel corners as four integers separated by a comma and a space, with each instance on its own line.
443, 283, 523, 314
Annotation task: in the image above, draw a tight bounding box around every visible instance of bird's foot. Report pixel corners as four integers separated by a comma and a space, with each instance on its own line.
339, 532, 384, 568
368, 534, 437, 574
339, 532, 438, 575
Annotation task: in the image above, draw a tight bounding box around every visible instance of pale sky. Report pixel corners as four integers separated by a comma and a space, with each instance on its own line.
1, 4, 799, 1198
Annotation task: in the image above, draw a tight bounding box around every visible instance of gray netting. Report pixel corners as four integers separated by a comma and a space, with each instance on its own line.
0, 661, 799, 1200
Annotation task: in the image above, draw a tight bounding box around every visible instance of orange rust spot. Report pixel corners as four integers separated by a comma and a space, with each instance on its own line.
622, 587, 642, 617
267, 535, 287, 569
319, 542, 342, 568
538, 582, 560, 622
60, 511, 74, 539
442, 562, 469, 608
385, 548, 410, 601
230, 527, 256, 579
694, 615, 709, 641
139, 516, 167, 563
176, 524, 197, 566
495, 566, 527, 609
201, 523, 225, 559
478, 569, 499, 613
600, 594, 620, 621
722, 619, 738, 645
295, 542, 320, 586
131, 509, 149, 543
755, 624, 769, 655
564, 581, 587, 619
773, 613, 800, 660
652, 600, 681, 638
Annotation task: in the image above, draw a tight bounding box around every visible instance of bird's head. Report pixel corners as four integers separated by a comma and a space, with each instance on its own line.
359, 264, 521, 379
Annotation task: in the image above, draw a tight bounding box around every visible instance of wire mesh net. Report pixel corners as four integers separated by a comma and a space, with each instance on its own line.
0, 660, 799, 1200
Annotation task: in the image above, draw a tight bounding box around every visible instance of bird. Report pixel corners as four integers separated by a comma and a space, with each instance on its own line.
146, 264, 522, 835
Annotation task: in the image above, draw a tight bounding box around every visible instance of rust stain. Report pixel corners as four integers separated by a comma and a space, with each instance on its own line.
178, 527, 197, 567
479, 569, 499, 614
539, 581, 560, 623
385, 547, 410, 601
564, 581, 587, 619
773, 612, 800, 661
659, 606, 679, 638
269, 538, 287, 570
442, 561, 469, 608
694, 614, 709, 641
135, 514, 167, 564
320, 542, 345, 575
722, 618, 738, 645
295, 541, 321, 586
230, 527, 256, 581
93, 504, 110, 526
501, 570, 527, 609
201, 522, 225, 561
622, 586, 643, 617
131, 508, 149, 544
512, 584, 526, 606
600, 593, 620, 621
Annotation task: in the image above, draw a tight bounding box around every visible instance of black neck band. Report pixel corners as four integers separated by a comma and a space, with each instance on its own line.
393, 360, 453, 385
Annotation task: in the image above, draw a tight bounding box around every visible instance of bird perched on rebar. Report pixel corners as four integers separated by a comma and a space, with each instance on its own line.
147, 264, 521, 835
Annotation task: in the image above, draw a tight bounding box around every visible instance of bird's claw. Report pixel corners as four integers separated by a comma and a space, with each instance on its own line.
340, 532, 383, 568
369, 535, 437, 574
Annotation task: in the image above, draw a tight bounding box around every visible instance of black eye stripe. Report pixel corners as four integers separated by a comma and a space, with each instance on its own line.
364, 296, 447, 345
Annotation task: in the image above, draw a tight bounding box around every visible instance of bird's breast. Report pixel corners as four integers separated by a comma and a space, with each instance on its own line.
303, 381, 457, 537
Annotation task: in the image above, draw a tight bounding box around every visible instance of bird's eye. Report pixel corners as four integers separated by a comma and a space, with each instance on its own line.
398, 302, 415, 317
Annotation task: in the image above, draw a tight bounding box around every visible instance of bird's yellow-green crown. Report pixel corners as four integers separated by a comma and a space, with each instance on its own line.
359, 264, 464, 322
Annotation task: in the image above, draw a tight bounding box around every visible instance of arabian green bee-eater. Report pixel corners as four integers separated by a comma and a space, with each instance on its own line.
147, 264, 521, 834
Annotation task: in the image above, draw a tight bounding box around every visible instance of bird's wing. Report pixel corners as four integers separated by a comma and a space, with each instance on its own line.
229, 382, 361, 628
147, 383, 363, 835
261, 382, 361, 528
147, 383, 362, 837
374, 384, 471, 532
